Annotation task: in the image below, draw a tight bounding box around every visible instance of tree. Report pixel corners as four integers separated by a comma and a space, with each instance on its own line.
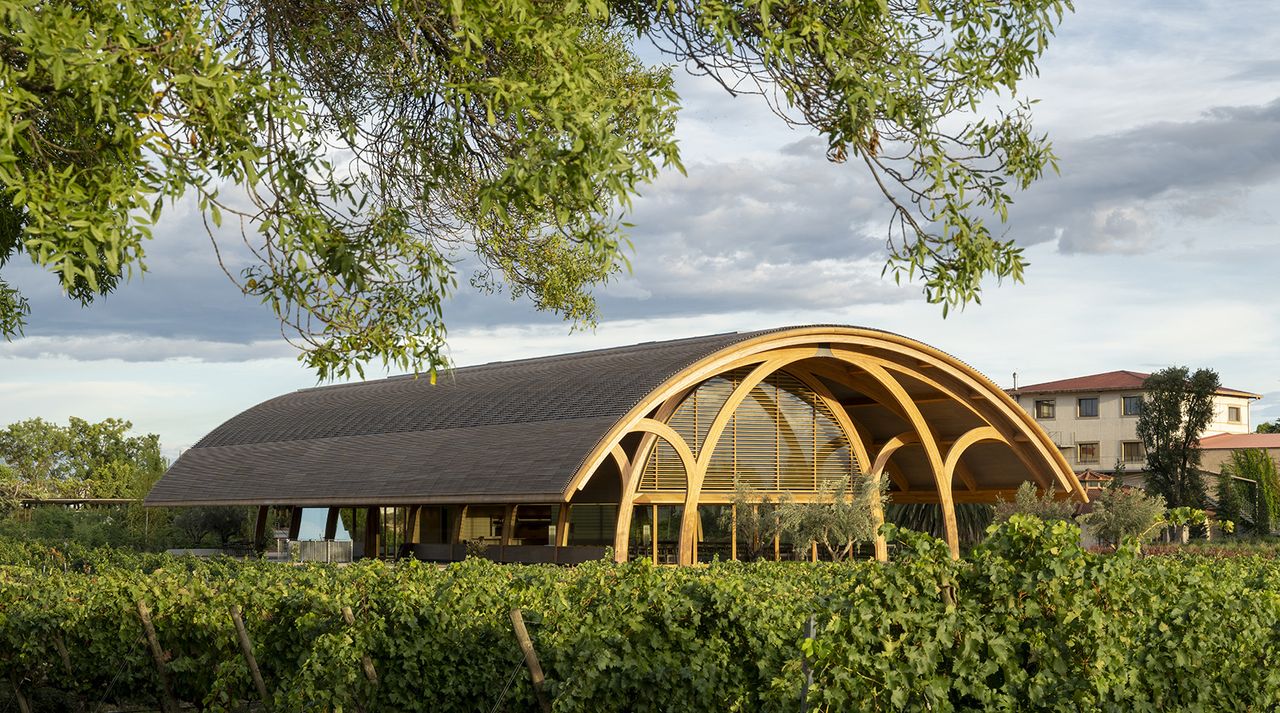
775, 474, 886, 561
173, 506, 251, 547
0, 417, 166, 503
1213, 472, 1247, 535
886, 503, 993, 547
1076, 487, 1167, 548
1220, 449, 1280, 535
992, 481, 1076, 524
1, 0, 1070, 379
719, 483, 782, 561
1109, 460, 1126, 490
1136, 367, 1219, 509
1256, 420, 1280, 434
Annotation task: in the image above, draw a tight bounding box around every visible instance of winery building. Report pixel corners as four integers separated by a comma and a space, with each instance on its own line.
146, 326, 1085, 563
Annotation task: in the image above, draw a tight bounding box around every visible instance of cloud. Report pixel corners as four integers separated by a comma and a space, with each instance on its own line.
1012, 97, 1280, 254
1227, 60, 1280, 82
4, 195, 284, 347
590, 150, 911, 316
0, 334, 295, 362
0, 354, 320, 456
779, 136, 826, 158
438, 139, 917, 328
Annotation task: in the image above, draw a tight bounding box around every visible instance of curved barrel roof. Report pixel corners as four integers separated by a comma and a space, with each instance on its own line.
146, 330, 769, 506
146, 325, 1084, 508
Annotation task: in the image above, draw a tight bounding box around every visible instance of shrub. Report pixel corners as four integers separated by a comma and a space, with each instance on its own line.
992, 480, 1075, 524
1077, 487, 1167, 547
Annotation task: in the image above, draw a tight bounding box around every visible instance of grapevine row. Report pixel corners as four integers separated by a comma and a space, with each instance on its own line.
2, 517, 1279, 711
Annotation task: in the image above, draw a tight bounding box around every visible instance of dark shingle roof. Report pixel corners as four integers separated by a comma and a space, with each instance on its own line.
146, 330, 770, 506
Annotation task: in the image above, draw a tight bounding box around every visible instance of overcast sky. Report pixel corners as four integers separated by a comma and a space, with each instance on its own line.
4, 0, 1280, 459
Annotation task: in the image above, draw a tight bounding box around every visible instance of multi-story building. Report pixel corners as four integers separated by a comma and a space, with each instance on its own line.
1007, 370, 1260, 480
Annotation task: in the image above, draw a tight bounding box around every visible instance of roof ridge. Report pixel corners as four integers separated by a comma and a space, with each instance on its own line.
294, 330, 748, 394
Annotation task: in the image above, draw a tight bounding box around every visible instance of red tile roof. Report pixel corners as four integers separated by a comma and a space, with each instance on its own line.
1014, 370, 1148, 393
1198, 433, 1280, 450
1011, 370, 1259, 399
1077, 469, 1114, 487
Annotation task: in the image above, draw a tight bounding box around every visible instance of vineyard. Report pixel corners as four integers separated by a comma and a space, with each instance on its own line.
3, 516, 1280, 712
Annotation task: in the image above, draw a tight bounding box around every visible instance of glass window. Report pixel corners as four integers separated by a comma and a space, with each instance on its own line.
511, 505, 552, 546
1034, 399, 1056, 419
416, 507, 449, 545
628, 505, 683, 564
1077, 397, 1099, 418
627, 506, 654, 562
460, 506, 505, 546
655, 505, 683, 564
1123, 396, 1143, 416
1122, 441, 1144, 463
567, 504, 616, 547
1077, 442, 1100, 464
695, 504, 733, 563
1228, 406, 1242, 423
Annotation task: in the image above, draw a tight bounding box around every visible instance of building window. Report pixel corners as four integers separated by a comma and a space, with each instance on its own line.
1123, 396, 1143, 416
1077, 442, 1100, 464
1077, 397, 1099, 418
1228, 406, 1242, 423
1034, 399, 1056, 419
1122, 441, 1144, 463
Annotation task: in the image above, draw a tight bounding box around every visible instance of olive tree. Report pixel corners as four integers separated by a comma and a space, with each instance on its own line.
719, 483, 783, 561
775, 474, 888, 561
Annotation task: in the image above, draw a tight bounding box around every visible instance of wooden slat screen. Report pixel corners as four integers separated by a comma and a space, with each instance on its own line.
640, 368, 858, 494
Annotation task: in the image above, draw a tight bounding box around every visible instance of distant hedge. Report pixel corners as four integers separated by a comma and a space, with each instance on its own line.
2, 517, 1279, 711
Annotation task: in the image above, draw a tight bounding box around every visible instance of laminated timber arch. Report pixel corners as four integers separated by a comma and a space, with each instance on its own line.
565, 327, 1084, 563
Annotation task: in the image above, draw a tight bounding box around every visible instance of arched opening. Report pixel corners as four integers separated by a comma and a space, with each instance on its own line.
576, 333, 1084, 563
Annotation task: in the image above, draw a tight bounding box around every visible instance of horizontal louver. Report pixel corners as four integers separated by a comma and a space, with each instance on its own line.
640, 368, 859, 494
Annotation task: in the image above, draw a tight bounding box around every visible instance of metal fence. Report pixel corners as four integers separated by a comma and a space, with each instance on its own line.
288, 539, 354, 563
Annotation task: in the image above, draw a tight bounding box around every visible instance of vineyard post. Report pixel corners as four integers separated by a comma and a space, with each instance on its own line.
8, 671, 33, 713
136, 601, 179, 713
509, 608, 551, 713
341, 606, 379, 685
799, 615, 815, 713
229, 605, 270, 704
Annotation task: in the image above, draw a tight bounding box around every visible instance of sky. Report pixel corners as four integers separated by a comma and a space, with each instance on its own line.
4, 0, 1280, 461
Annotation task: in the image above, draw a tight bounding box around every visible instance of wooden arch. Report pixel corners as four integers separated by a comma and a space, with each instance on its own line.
564, 327, 1085, 563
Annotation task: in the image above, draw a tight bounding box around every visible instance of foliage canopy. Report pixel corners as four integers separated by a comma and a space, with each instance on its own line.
0, 417, 166, 504
6, 518, 1280, 710
1076, 486, 1166, 548
1, 0, 1070, 378
992, 480, 1075, 525
1137, 367, 1219, 509
1220, 448, 1280, 535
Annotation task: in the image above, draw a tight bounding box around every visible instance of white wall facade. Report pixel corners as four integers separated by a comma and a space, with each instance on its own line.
1012, 391, 1253, 472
